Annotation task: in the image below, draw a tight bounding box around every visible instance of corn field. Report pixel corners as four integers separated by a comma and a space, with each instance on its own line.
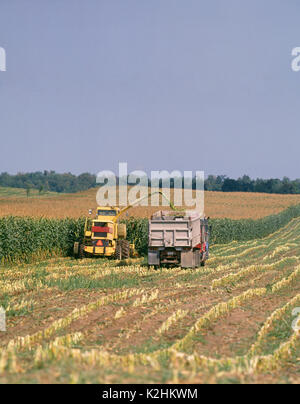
0, 217, 85, 264
0, 216, 300, 383
1, 204, 300, 263
1, 187, 300, 220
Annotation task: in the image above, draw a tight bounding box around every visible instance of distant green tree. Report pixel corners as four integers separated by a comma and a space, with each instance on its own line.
222, 179, 239, 192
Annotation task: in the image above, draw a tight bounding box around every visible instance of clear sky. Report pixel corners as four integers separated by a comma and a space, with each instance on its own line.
0, 0, 299, 179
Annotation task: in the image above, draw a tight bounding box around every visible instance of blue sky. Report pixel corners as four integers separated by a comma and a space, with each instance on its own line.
0, 0, 299, 178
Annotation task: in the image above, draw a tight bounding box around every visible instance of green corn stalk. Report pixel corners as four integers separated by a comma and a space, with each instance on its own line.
0, 204, 299, 264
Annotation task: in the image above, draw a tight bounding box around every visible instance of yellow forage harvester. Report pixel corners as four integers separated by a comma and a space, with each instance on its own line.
73, 191, 178, 260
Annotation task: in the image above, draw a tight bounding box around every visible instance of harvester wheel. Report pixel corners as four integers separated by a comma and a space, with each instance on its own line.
79, 244, 85, 259
115, 242, 122, 260
121, 240, 130, 259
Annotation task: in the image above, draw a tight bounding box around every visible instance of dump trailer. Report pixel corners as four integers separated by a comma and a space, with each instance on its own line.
148, 211, 210, 268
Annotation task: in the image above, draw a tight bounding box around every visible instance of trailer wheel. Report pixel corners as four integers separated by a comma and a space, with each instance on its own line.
121, 240, 130, 259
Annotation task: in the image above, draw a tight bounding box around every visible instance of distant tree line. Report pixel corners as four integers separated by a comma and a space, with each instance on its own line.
0, 171, 299, 195
0, 171, 96, 193
203, 175, 300, 194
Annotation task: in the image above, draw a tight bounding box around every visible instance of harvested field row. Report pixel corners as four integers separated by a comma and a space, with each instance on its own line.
0, 216, 300, 383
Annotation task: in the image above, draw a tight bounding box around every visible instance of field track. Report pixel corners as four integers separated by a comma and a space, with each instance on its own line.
0, 218, 300, 383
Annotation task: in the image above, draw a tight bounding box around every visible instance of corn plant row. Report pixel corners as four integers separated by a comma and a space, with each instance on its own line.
0, 216, 85, 264
166, 328, 299, 376
253, 329, 300, 372
6, 298, 35, 313
46, 322, 298, 377
271, 265, 300, 293
0, 346, 19, 374
172, 263, 300, 352
212, 217, 300, 256
211, 256, 299, 289
169, 300, 300, 375
156, 309, 188, 335
32, 344, 144, 374
114, 307, 126, 319
264, 244, 297, 260
210, 233, 299, 269
173, 288, 267, 351
215, 227, 299, 261
248, 293, 300, 357
34, 332, 83, 367
209, 204, 300, 245
57, 257, 300, 375
5, 288, 144, 352
160, 314, 300, 375
132, 289, 159, 307
0, 279, 52, 296
25, 265, 300, 377
0, 264, 148, 291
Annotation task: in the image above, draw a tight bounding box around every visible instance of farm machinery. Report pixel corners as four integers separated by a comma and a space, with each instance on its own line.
73, 191, 176, 260
148, 210, 210, 268
74, 191, 211, 268
74, 205, 137, 260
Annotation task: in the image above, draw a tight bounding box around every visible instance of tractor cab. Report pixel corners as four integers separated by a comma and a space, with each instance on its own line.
96, 207, 120, 221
